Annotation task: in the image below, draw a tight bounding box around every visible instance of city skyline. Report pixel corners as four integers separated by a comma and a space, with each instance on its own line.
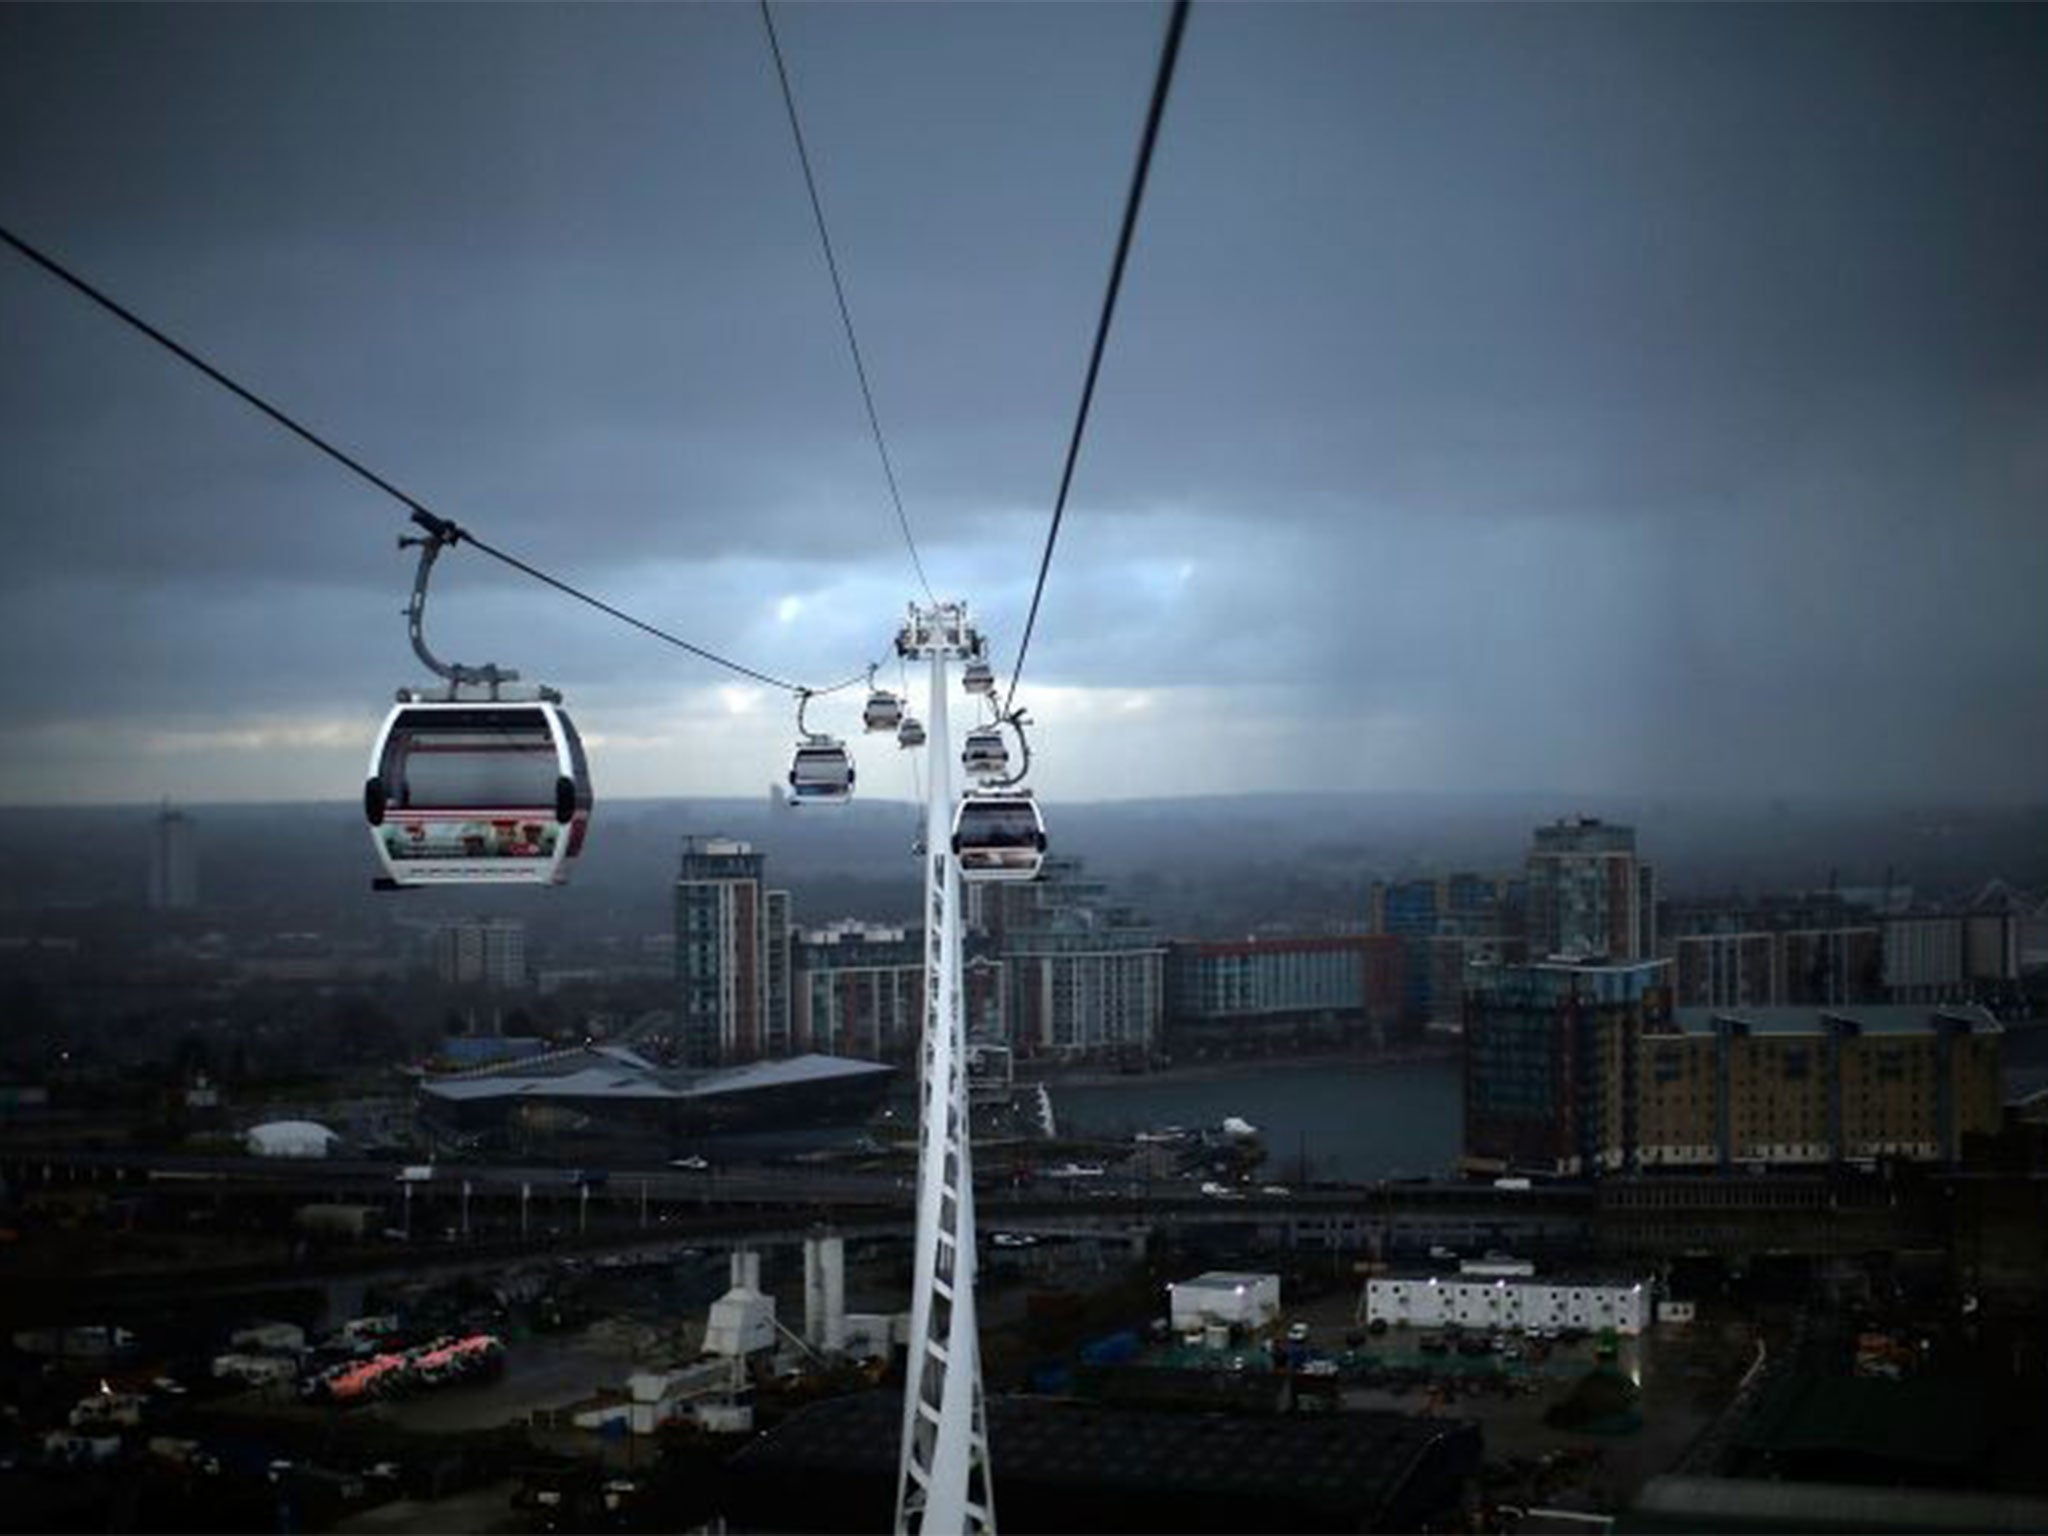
4, 4, 2045, 810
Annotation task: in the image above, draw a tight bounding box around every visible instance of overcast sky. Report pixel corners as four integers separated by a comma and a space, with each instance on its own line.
2, 2, 2044, 809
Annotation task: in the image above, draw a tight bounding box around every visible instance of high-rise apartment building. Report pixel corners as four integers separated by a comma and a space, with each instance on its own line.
1882, 915, 1969, 1003
1660, 893, 1884, 1008
146, 802, 198, 911
1872, 907, 2020, 1006
674, 837, 791, 1066
1670, 931, 1779, 1010
792, 920, 1008, 1063
763, 890, 793, 1057
794, 921, 923, 1061
973, 859, 1164, 1061
1780, 927, 1884, 1006
430, 916, 528, 989
1165, 935, 1403, 1054
1368, 878, 1446, 1024
1463, 959, 1671, 1177
1524, 816, 1654, 962
1426, 933, 1528, 1024
1366, 873, 1521, 1026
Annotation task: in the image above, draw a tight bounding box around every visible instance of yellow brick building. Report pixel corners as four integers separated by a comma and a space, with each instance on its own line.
1636, 1006, 2001, 1170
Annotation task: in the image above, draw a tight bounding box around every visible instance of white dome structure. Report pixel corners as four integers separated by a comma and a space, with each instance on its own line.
244, 1120, 338, 1159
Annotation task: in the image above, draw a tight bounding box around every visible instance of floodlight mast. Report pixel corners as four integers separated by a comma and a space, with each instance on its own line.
895, 601, 996, 1535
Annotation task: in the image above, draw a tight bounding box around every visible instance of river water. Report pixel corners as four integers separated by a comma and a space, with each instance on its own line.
1045, 1055, 1463, 1183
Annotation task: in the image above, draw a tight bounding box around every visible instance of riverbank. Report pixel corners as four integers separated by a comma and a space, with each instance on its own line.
1023, 1041, 1458, 1092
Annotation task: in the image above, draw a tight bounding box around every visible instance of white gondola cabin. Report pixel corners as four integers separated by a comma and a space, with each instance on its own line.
789, 738, 855, 804
962, 658, 995, 695
364, 700, 592, 887
863, 690, 904, 733
951, 790, 1046, 883
961, 726, 1010, 779
897, 715, 927, 749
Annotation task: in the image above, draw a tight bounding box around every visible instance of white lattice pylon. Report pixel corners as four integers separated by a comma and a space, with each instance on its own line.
895, 605, 995, 1534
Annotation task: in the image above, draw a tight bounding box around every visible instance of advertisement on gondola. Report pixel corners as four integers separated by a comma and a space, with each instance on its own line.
381, 817, 559, 862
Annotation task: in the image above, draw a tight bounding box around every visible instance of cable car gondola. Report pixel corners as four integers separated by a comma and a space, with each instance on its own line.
952, 789, 1046, 883
962, 658, 995, 695
787, 688, 854, 805
897, 715, 926, 749
365, 514, 593, 889
961, 726, 1009, 779
365, 698, 591, 887
789, 738, 854, 803
863, 689, 904, 733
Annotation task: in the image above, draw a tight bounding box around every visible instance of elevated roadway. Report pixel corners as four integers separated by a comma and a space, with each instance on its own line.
6, 1147, 1942, 1275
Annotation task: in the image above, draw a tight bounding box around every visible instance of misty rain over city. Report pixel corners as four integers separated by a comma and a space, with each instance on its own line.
1, 4, 2046, 1534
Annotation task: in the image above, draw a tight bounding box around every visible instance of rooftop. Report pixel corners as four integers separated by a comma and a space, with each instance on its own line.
1371, 1270, 1650, 1291
1629, 1475, 2048, 1535
419, 1047, 889, 1105
437, 1036, 548, 1068
724, 1391, 1480, 1534
682, 1053, 893, 1097
1666, 1004, 2000, 1039
801, 919, 910, 945
1176, 1270, 1279, 1291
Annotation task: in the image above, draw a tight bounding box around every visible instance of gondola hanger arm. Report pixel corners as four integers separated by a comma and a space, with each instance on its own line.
400, 520, 520, 699
987, 709, 1034, 790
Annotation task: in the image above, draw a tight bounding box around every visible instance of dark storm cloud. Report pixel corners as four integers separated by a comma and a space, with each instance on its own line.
1083, 4, 2048, 514
0, 2, 1160, 586
1, 2, 2043, 803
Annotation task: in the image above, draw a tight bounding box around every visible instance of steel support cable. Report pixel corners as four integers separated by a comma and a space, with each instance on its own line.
899, 652, 925, 808
451, 523, 866, 696
0, 220, 868, 698
759, 0, 937, 607
1003, 0, 1190, 718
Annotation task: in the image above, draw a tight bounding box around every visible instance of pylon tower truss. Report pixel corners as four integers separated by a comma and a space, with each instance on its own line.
895, 601, 996, 1535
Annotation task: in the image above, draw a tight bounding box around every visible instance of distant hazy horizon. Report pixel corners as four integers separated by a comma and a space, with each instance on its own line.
7, 788, 2045, 815
6, 795, 2040, 937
